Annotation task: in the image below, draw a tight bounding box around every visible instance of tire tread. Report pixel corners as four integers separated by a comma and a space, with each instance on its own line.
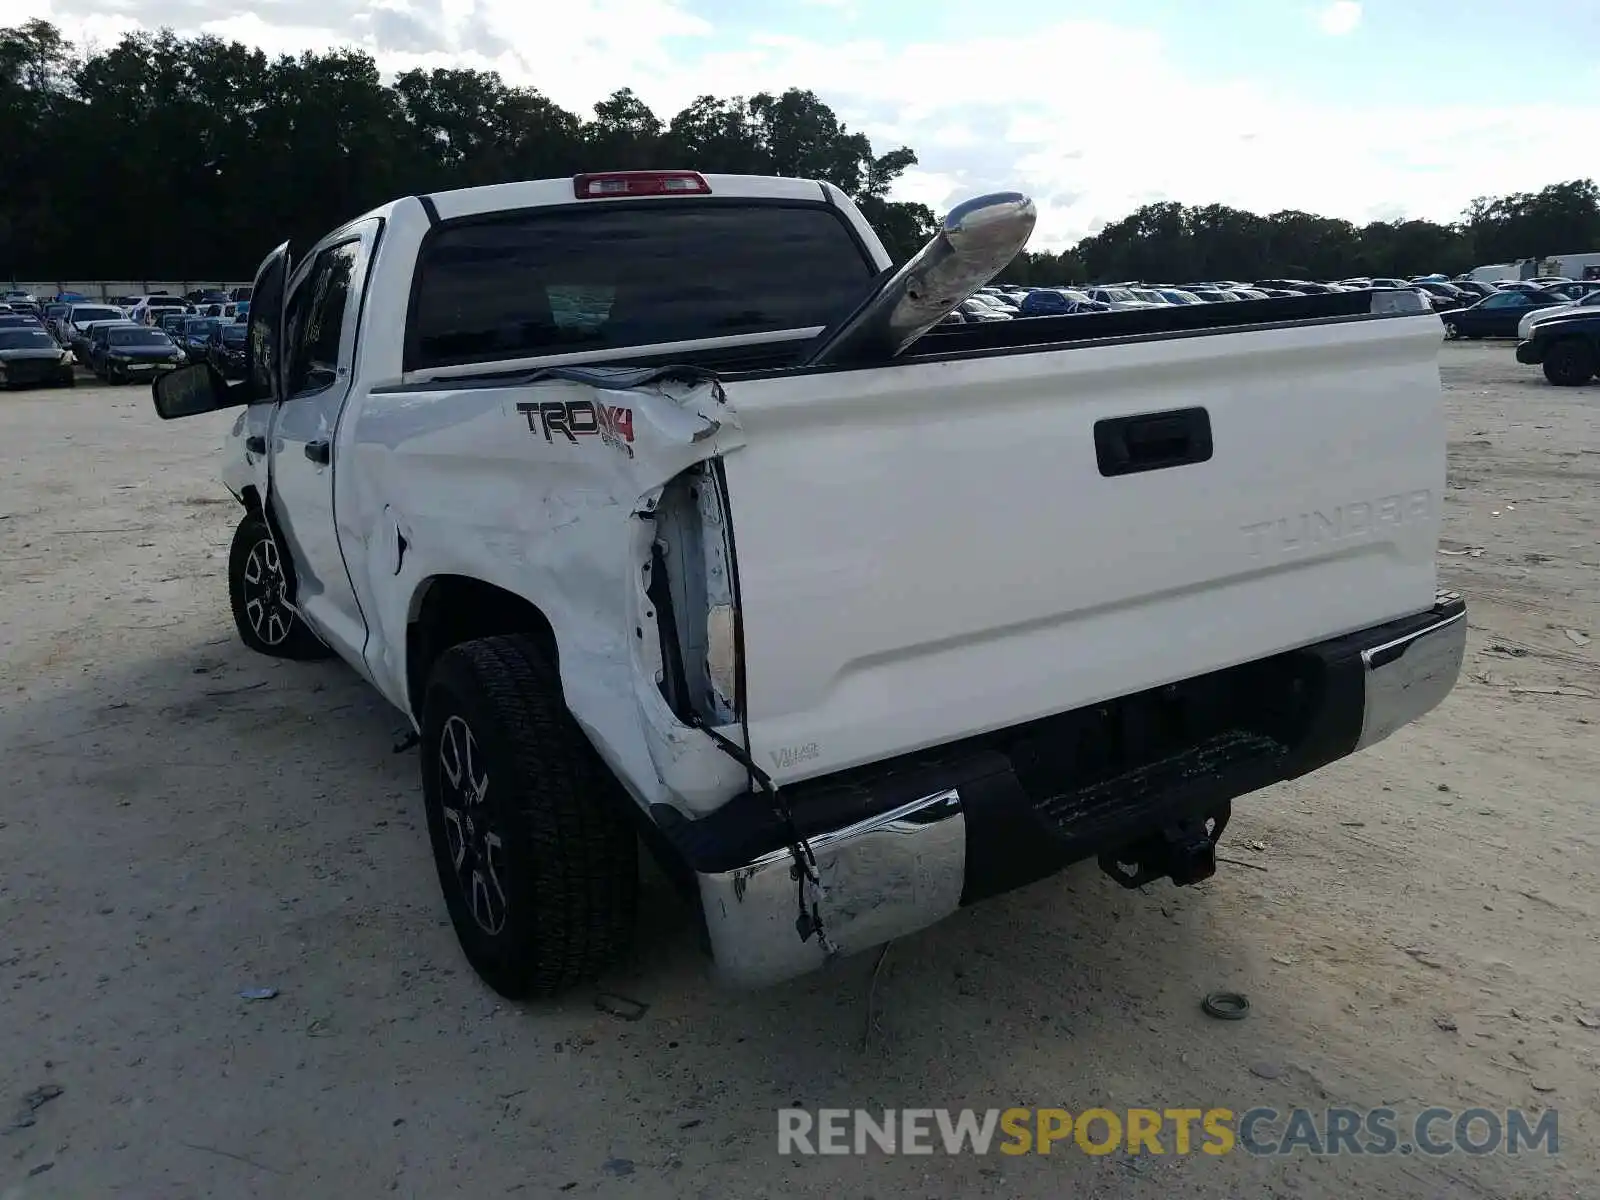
423, 635, 637, 997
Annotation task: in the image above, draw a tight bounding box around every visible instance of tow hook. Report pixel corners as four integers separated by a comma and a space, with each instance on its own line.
1098, 805, 1231, 889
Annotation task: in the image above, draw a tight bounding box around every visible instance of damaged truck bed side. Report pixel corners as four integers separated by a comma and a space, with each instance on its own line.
151, 170, 1466, 995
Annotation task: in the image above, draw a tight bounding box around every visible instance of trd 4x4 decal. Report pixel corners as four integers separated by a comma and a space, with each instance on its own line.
517, 399, 635, 457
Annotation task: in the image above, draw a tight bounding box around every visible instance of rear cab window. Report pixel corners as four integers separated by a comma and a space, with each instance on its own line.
405, 201, 878, 372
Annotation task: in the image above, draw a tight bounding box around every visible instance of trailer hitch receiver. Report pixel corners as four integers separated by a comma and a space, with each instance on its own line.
1098, 805, 1231, 889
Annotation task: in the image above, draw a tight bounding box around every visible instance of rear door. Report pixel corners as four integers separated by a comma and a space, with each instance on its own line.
267, 219, 380, 663
716, 312, 1448, 785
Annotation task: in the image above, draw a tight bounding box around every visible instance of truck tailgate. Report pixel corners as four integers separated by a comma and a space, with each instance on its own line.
717, 313, 1446, 784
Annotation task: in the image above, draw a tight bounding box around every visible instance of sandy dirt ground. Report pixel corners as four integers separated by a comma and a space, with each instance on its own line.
1, 343, 1597, 1200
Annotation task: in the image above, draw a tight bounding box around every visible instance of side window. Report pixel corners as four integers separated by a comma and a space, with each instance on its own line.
284, 241, 358, 396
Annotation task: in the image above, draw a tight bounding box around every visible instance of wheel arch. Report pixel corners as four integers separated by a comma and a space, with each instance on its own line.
405, 575, 560, 720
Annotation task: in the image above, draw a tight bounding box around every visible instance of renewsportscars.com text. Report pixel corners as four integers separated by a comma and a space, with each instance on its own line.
778, 1107, 1559, 1157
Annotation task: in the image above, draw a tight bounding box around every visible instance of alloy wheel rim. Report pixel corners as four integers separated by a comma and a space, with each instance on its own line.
437, 714, 508, 936
241, 534, 293, 646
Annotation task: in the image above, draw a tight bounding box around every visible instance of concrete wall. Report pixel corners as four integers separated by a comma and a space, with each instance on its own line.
8, 281, 252, 301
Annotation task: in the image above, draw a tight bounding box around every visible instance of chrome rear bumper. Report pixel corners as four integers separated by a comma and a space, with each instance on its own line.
690, 592, 1467, 989
698, 789, 966, 989
1355, 591, 1467, 750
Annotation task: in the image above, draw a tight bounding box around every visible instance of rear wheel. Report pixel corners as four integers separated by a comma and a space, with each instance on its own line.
1442, 320, 1459, 340
420, 635, 638, 998
227, 514, 334, 659
1542, 339, 1596, 387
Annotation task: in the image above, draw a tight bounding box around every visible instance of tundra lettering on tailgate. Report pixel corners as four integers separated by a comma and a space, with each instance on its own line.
1241, 490, 1432, 557
517, 400, 635, 457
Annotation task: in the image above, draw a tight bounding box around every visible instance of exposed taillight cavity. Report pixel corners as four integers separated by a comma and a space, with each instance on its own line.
573, 170, 712, 199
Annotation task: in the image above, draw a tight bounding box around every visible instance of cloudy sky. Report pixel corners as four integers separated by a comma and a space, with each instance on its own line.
15, 0, 1600, 246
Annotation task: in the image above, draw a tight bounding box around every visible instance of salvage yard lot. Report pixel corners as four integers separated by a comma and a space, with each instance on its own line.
1, 342, 1597, 1198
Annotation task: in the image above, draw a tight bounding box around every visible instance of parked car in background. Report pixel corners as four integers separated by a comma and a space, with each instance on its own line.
130, 296, 192, 325
41, 302, 72, 340
957, 298, 1010, 322
1411, 280, 1470, 311
71, 319, 138, 362
94, 324, 187, 383
0, 327, 76, 388
186, 289, 230, 305
1516, 286, 1600, 339
208, 320, 249, 378
2, 289, 36, 305
0, 313, 45, 331
968, 293, 1019, 316
1451, 280, 1500, 300
1444, 289, 1571, 339
1515, 308, 1600, 386
157, 311, 194, 336
228, 285, 253, 303
181, 316, 225, 358
63, 304, 129, 350
1086, 286, 1160, 310
1157, 288, 1205, 305
1018, 288, 1102, 316
83, 321, 141, 374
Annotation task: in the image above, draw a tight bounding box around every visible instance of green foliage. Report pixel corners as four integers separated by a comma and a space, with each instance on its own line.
0, 23, 932, 275
5, 19, 1598, 283
1009, 181, 1600, 285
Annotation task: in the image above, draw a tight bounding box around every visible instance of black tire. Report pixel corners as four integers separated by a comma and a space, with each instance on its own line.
227, 514, 334, 659
420, 636, 638, 998
1442, 321, 1459, 340
1542, 340, 1596, 387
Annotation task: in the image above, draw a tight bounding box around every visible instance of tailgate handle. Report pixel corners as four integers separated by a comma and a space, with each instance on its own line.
1094, 407, 1213, 477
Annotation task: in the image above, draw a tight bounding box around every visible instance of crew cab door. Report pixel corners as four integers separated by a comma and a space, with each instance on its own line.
265, 220, 378, 664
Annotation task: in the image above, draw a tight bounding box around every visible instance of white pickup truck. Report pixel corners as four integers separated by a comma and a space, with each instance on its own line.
151, 170, 1465, 997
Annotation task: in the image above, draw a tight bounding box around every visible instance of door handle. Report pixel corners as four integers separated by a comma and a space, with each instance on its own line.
245, 435, 266, 455
304, 439, 331, 465
1094, 407, 1213, 477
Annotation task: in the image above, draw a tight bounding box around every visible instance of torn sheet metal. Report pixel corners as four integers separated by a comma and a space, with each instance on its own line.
345, 363, 751, 820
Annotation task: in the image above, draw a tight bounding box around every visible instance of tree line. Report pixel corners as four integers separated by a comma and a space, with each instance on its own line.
1006, 181, 1600, 287
5, 18, 1599, 285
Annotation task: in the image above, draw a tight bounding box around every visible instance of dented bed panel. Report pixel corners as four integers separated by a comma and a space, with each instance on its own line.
337, 376, 749, 816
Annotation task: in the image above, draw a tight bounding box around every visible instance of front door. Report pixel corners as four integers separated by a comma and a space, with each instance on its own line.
267, 221, 378, 665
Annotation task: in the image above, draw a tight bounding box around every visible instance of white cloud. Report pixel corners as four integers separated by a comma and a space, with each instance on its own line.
1316, 1, 1362, 36
12, 0, 1600, 246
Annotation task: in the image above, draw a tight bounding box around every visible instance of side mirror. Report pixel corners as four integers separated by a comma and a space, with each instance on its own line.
152, 362, 242, 420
